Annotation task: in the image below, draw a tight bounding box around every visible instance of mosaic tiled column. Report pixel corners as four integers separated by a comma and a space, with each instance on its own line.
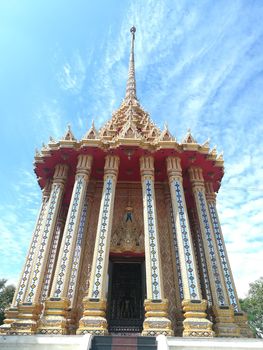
0, 181, 51, 335
189, 208, 213, 310
67, 189, 92, 335
140, 156, 173, 336
164, 185, 184, 336
37, 154, 93, 335
166, 157, 214, 337
189, 167, 239, 337
205, 182, 253, 338
77, 155, 119, 335
10, 164, 68, 335
40, 206, 67, 303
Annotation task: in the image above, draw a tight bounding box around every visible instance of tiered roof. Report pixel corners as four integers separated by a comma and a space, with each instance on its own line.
34, 27, 224, 198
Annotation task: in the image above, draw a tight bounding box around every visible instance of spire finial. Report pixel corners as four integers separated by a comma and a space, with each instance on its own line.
125, 26, 137, 101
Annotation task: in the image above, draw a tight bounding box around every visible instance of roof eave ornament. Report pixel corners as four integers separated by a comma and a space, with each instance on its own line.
125, 26, 138, 102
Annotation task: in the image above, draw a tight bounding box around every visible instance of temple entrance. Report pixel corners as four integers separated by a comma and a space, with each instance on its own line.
107, 259, 145, 334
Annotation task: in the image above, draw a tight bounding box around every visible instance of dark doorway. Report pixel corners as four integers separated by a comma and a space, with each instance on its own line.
107, 260, 145, 334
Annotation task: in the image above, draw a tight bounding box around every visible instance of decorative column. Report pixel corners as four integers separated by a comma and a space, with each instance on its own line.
205, 182, 253, 338
0, 181, 51, 334
166, 157, 214, 337
189, 208, 213, 310
67, 187, 93, 335
37, 154, 92, 335
40, 205, 67, 303
164, 185, 184, 336
77, 155, 119, 335
189, 167, 239, 337
140, 156, 173, 336
9, 164, 68, 335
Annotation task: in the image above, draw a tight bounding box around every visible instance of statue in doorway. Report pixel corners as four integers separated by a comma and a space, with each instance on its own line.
120, 290, 135, 319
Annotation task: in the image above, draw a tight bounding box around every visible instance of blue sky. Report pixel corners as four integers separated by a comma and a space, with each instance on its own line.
0, 0, 262, 298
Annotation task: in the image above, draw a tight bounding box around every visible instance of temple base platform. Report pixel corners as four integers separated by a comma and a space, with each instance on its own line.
1, 335, 262, 350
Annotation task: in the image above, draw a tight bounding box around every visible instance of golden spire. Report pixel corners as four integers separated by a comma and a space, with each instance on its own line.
125, 26, 137, 101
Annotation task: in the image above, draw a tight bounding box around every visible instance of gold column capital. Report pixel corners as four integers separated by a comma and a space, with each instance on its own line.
205, 181, 216, 203
76, 154, 93, 179
188, 166, 204, 182
104, 155, 119, 177
140, 155, 154, 177
53, 163, 69, 185
166, 156, 182, 182
188, 166, 204, 192
42, 180, 52, 198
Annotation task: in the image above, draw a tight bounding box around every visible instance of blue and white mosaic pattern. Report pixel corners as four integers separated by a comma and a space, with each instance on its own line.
169, 201, 184, 300
173, 181, 198, 299
15, 198, 48, 305
26, 184, 61, 302
195, 223, 213, 306
68, 200, 88, 302
197, 191, 225, 306
41, 221, 62, 301
92, 178, 113, 298
209, 203, 238, 311
54, 176, 84, 298
145, 179, 160, 300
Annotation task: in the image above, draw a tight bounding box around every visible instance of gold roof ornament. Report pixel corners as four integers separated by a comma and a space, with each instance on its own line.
63, 124, 76, 141
201, 138, 210, 148
210, 145, 217, 156
182, 128, 197, 144
216, 152, 224, 166
158, 122, 174, 142
83, 120, 98, 140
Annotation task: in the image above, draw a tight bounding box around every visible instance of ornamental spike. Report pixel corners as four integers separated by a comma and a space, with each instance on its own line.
125, 26, 137, 101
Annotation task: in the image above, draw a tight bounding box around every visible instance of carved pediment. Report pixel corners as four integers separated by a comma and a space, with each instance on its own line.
118, 118, 142, 140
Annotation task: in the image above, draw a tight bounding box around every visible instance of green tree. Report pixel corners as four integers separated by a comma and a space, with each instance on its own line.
0, 279, 15, 325
240, 277, 263, 338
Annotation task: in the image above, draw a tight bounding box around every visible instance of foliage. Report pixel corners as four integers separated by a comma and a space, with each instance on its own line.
0, 279, 15, 325
240, 276, 263, 338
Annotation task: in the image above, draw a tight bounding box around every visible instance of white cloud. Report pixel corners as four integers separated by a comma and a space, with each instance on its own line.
0, 169, 41, 286
57, 52, 86, 94
35, 99, 64, 139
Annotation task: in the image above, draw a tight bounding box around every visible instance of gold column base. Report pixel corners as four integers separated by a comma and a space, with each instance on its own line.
142, 299, 174, 336
234, 312, 254, 338
37, 297, 70, 335
213, 305, 240, 337
9, 303, 42, 335
76, 298, 108, 335
0, 307, 19, 334
182, 299, 214, 337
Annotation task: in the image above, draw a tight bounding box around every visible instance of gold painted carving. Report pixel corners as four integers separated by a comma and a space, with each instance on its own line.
182, 299, 214, 337
77, 298, 108, 335
142, 299, 174, 336
110, 206, 144, 254
213, 305, 240, 337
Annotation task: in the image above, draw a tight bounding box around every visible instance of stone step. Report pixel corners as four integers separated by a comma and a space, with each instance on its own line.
91, 335, 157, 350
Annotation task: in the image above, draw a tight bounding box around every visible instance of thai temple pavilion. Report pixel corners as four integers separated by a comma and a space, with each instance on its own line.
1, 27, 252, 338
